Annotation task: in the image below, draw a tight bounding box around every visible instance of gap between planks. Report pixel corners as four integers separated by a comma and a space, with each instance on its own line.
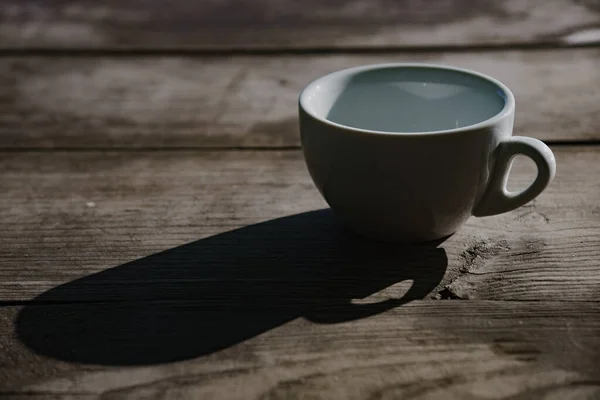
2, 298, 600, 308
1, 41, 600, 57
1, 140, 600, 153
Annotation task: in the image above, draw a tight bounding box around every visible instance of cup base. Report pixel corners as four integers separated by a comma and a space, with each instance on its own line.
339, 219, 456, 244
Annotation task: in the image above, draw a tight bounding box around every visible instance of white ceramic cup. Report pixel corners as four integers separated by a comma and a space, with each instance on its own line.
299, 63, 556, 242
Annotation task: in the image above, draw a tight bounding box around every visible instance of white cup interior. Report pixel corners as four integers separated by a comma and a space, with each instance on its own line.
300, 65, 509, 133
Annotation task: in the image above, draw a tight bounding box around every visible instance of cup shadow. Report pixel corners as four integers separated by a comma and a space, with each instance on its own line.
16, 209, 448, 366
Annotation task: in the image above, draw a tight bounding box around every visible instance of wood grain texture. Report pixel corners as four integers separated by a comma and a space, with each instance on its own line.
2, 49, 600, 149
1, 149, 600, 395
1, 146, 599, 304
1, 301, 600, 396
1, 0, 599, 49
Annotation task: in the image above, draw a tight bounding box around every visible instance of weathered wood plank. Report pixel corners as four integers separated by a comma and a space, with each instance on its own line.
0, 0, 599, 50
1, 147, 599, 304
2, 301, 600, 395
2, 49, 600, 149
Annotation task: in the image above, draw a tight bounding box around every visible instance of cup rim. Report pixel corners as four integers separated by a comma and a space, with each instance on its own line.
298, 63, 515, 136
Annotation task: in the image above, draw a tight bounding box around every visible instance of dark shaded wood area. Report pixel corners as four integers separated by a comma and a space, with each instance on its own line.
1, 0, 600, 50
2, 0, 600, 397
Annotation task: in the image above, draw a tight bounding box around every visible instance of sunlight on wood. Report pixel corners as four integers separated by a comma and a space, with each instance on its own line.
351, 280, 413, 304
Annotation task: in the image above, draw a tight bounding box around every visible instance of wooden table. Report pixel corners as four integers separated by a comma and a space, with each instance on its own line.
1, 1, 600, 398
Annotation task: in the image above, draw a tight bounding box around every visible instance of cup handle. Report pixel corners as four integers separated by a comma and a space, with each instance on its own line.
473, 136, 556, 217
